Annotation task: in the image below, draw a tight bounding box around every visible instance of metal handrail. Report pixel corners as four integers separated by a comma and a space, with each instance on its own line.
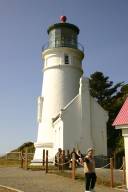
42, 42, 84, 52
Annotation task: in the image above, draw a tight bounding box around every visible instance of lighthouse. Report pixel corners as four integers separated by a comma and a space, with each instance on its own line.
32, 17, 108, 164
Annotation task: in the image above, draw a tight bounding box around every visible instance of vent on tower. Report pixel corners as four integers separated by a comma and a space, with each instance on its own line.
64, 54, 69, 64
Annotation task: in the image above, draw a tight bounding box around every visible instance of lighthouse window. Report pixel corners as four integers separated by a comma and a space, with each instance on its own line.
64, 55, 69, 64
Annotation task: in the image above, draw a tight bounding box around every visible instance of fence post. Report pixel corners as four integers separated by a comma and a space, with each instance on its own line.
20, 151, 24, 168
67, 149, 70, 159
110, 158, 114, 187
113, 151, 116, 169
6, 153, 8, 160
58, 149, 61, 171
24, 148, 28, 170
72, 152, 76, 180
67, 149, 70, 168
19, 152, 21, 160
42, 149, 45, 167
45, 150, 48, 173
123, 156, 126, 185
62, 150, 65, 171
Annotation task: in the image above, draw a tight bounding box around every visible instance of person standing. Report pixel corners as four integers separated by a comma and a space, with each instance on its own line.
83, 148, 97, 192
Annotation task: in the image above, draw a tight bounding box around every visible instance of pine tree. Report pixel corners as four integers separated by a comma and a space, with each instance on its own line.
89, 71, 124, 154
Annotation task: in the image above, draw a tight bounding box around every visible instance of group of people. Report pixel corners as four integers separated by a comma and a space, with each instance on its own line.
56, 147, 96, 192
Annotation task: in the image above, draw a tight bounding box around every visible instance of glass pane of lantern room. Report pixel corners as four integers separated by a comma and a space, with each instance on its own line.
49, 29, 55, 48
55, 29, 61, 47
61, 28, 77, 48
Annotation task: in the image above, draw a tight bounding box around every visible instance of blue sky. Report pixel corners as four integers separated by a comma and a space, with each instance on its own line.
0, 0, 128, 154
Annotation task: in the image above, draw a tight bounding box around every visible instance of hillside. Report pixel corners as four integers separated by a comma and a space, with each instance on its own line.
11, 141, 35, 153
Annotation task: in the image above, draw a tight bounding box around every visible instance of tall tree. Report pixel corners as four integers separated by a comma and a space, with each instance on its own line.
89, 71, 124, 153
89, 71, 123, 110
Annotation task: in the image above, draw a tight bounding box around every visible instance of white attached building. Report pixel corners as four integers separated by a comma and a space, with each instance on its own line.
32, 16, 108, 164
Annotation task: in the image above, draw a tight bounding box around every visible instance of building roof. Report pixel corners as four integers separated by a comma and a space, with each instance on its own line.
113, 97, 128, 126
47, 23, 79, 34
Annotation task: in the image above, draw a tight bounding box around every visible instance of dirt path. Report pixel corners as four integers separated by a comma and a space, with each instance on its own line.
0, 186, 20, 192
0, 167, 125, 192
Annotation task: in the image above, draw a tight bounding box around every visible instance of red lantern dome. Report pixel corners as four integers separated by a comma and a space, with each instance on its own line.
60, 16, 67, 23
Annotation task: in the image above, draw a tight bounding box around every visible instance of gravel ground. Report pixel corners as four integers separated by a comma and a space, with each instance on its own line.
0, 167, 126, 192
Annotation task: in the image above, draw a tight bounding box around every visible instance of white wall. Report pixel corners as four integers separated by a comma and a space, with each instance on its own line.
91, 97, 108, 155
79, 77, 94, 153
62, 95, 82, 150
53, 118, 63, 155
52, 77, 108, 156
79, 77, 108, 155
122, 128, 128, 189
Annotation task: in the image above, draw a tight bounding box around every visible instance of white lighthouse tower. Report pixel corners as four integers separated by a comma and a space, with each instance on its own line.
32, 16, 108, 164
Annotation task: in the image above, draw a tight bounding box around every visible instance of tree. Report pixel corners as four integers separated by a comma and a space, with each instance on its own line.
89, 71, 124, 153
89, 71, 123, 110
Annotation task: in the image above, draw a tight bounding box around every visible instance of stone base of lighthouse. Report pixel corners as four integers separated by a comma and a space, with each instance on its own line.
31, 142, 55, 166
